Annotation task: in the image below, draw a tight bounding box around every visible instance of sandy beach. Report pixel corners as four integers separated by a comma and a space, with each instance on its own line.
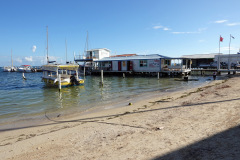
1, 75, 240, 160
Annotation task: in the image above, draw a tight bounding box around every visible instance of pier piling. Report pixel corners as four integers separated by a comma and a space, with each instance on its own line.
58, 74, 61, 91
99, 70, 104, 86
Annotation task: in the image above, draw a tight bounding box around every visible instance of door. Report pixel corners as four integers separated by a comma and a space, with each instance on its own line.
118, 61, 121, 71
127, 61, 133, 71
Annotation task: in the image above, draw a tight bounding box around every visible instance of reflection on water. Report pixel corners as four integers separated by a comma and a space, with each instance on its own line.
0, 70, 213, 124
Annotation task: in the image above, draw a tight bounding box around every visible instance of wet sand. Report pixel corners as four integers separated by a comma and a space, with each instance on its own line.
1, 75, 240, 160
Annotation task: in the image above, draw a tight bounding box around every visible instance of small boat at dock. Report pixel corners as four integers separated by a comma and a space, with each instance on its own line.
3, 66, 17, 72
3, 49, 17, 72
17, 65, 35, 72
42, 64, 84, 87
41, 26, 84, 88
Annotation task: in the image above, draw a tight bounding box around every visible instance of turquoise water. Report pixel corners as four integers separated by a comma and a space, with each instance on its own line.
0, 68, 214, 126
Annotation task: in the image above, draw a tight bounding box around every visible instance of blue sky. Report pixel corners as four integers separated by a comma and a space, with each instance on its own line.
1, 0, 240, 66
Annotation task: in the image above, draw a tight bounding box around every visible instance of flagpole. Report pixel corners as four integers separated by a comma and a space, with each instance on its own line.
218, 35, 221, 70
219, 35, 221, 54
229, 34, 231, 55
228, 34, 231, 70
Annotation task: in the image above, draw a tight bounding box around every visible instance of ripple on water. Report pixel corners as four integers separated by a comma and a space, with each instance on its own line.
0, 71, 213, 125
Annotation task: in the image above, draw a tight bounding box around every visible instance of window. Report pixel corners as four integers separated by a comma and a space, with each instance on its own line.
140, 60, 147, 67
165, 60, 170, 65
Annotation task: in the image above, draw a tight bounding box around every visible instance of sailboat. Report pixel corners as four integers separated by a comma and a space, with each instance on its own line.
41, 26, 84, 87
3, 49, 17, 72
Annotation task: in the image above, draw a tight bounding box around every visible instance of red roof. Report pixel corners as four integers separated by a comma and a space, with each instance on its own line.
110, 54, 137, 57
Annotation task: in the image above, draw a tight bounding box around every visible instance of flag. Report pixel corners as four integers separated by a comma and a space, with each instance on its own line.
231, 35, 235, 39
220, 36, 223, 42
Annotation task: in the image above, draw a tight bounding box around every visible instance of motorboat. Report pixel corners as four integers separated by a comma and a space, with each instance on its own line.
17, 65, 33, 72
41, 26, 84, 88
42, 64, 84, 87
3, 66, 17, 72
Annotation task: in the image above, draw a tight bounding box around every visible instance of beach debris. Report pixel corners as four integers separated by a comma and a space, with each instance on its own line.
153, 127, 164, 131
128, 102, 132, 105
57, 114, 61, 117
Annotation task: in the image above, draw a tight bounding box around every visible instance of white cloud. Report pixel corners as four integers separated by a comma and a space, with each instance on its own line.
10, 55, 64, 66
172, 28, 206, 34
15, 58, 22, 63
220, 46, 238, 51
25, 56, 33, 62
214, 20, 228, 23
213, 20, 240, 26
226, 22, 240, 26
163, 27, 171, 31
153, 25, 163, 29
32, 45, 37, 53
153, 25, 171, 31
172, 31, 199, 34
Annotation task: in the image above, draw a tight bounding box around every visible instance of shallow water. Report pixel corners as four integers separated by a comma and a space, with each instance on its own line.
0, 68, 214, 125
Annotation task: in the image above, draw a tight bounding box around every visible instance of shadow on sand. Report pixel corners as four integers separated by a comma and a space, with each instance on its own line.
152, 124, 240, 160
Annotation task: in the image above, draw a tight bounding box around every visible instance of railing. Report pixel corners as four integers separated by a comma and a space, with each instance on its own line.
162, 65, 187, 71
74, 55, 97, 60
92, 67, 112, 71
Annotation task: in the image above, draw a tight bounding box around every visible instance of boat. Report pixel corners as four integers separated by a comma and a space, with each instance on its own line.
41, 26, 84, 87
17, 65, 33, 72
3, 49, 17, 72
3, 66, 12, 72
42, 64, 84, 87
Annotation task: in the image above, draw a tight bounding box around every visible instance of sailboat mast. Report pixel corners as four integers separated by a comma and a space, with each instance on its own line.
47, 26, 49, 64
86, 31, 88, 51
11, 49, 13, 68
65, 38, 68, 63
84, 31, 88, 55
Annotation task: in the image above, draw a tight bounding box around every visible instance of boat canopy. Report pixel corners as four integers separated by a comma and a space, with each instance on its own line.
42, 64, 79, 72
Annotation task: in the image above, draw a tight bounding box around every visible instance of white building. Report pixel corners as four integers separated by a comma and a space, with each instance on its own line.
94, 54, 191, 74
214, 54, 240, 69
85, 48, 111, 60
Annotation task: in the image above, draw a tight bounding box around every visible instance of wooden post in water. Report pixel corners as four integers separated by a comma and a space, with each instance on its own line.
83, 66, 86, 77
157, 72, 160, 79
58, 74, 61, 91
99, 70, 103, 86
123, 73, 125, 78
22, 72, 26, 80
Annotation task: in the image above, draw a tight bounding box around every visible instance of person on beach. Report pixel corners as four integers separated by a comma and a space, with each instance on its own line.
213, 71, 217, 80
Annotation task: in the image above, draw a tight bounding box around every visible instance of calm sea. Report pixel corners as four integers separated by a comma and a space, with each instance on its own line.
0, 67, 214, 128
